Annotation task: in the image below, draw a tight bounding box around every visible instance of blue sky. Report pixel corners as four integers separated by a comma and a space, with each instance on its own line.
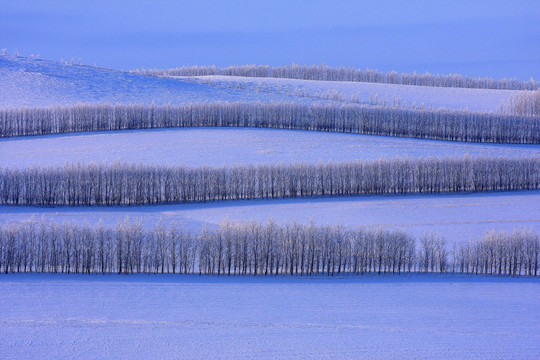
1, 0, 539, 79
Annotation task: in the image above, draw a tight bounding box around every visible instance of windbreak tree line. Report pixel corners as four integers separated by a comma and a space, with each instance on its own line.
1, 156, 538, 206
0, 219, 537, 276
1, 102, 539, 143
135, 64, 539, 91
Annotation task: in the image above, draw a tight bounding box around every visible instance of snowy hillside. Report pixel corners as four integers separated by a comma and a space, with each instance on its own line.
2, 54, 538, 246
1, 55, 538, 247
0, 55, 530, 112
179, 75, 526, 112
0, 56, 308, 107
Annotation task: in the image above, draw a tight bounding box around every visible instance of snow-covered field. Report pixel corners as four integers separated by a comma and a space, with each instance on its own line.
181, 75, 526, 112
3, 127, 539, 168
1, 274, 539, 360
2, 192, 538, 246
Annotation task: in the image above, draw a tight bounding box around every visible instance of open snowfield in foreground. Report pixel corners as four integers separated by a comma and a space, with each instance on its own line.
1, 274, 538, 360
182, 75, 526, 112
3, 128, 539, 168
1, 192, 538, 246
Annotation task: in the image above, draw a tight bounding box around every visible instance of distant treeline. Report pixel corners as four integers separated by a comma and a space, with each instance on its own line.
135, 64, 539, 91
0, 219, 538, 276
1, 103, 539, 144
1, 157, 538, 206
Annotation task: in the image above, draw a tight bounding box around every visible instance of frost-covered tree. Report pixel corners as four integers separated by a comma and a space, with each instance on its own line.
1, 102, 538, 143
0, 156, 537, 206
135, 64, 539, 90
1, 219, 537, 276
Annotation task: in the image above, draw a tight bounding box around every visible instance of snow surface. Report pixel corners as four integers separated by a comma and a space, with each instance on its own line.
1, 274, 539, 360
1, 1, 539, 80
182, 75, 527, 112
2, 192, 538, 246
0, 56, 308, 107
3, 128, 539, 168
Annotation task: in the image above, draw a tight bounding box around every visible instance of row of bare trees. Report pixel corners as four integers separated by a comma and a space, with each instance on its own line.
1, 156, 538, 206
500, 90, 540, 117
0, 219, 537, 276
135, 63, 539, 90
1, 102, 539, 143
455, 229, 540, 276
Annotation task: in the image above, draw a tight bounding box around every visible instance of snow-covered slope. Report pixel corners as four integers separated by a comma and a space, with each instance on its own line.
1, 274, 539, 360
0, 55, 528, 112
2, 192, 537, 246
180, 75, 526, 112
2, 128, 538, 168
0, 56, 306, 107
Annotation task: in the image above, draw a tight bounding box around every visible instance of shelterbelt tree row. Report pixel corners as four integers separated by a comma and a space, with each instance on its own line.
1, 102, 539, 143
0, 156, 538, 206
0, 219, 538, 276
135, 63, 539, 90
